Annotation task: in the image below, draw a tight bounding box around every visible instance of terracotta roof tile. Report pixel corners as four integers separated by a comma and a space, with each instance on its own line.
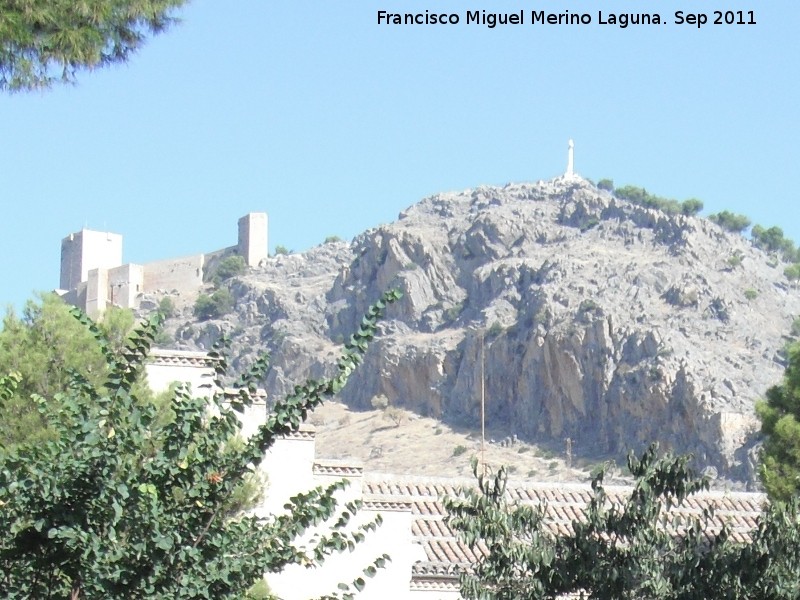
364, 473, 767, 585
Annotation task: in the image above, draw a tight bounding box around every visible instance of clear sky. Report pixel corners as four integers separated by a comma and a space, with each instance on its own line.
1, 0, 798, 312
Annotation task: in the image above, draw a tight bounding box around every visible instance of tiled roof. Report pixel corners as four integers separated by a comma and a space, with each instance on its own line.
313, 459, 364, 477
363, 473, 767, 584
148, 348, 218, 367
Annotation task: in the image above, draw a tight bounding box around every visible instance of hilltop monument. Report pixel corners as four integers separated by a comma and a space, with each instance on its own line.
566, 139, 575, 178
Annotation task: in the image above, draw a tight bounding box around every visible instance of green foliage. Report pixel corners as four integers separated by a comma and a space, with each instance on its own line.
273, 245, 290, 256
708, 210, 752, 234
446, 444, 800, 599
370, 394, 389, 410
744, 288, 759, 301
245, 579, 273, 599
785, 263, 800, 282
0, 0, 188, 92
194, 288, 235, 321
757, 342, 800, 502
613, 185, 699, 216
792, 318, 800, 338
211, 255, 248, 285
452, 445, 468, 457
487, 321, 504, 337
157, 296, 176, 319
751, 224, 799, 262
680, 198, 704, 216
0, 290, 402, 598
444, 302, 464, 322
0, 294, 137, 448
324, 235, 344, 244
614, 185, 681, 215
596, 178, 614, 192
727, 253, 744, 269
370, 394, 405, 426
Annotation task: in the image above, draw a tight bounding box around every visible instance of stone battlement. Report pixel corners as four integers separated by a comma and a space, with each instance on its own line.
56, 213, 268, 317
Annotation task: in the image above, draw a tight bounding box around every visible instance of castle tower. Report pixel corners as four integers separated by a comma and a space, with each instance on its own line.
59, 229, 123, 291
238, 212, 268, 267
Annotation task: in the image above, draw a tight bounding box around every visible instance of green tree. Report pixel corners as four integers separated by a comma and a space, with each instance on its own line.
0, 294, 136, 448
446, 444, 800, 599
0, 290, 401, 599
194, 288, 234, 321
596, 179, 614, 192
785, 263, 800, 283
0, 0, 188, 92
210, 255, 247, 286
708, 210, 752, 234
751, 225, 798, 262
680, 198, 703, 216
613, 185, 684, 215
157, 296, 176, 319
757, 342, 800, 502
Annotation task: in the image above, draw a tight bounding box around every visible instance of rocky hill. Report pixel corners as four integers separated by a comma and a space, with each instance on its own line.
151, 176, 800, 486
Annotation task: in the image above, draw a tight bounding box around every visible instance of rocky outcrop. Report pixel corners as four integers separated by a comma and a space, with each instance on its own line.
158, 177, 800, 486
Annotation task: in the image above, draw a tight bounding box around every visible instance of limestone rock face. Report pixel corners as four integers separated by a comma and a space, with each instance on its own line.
170, 178, 800, 485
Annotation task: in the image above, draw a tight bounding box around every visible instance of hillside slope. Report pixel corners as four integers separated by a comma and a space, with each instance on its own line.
155, 176, 800, 485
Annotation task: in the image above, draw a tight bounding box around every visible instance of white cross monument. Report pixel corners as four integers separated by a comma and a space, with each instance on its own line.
566, 139, 575, 177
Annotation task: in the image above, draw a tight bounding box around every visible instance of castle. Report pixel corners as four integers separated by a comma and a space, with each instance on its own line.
56, 213, 268, 317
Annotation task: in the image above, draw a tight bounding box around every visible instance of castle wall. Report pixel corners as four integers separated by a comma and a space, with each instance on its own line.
85, 267, 109, 317
108, 263, 144, 309
143, 254, 205, 296
60, 230, 123, 290
238, 212, 268, 267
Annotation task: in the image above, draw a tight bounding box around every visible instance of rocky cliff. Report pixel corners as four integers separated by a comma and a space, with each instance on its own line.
155, 176, 800, 485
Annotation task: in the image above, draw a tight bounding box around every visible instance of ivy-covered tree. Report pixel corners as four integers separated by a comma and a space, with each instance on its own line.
757, 342, 800, 502
0, 290, 401, 599
0, 0, 188, 92
446, 444, 800, 599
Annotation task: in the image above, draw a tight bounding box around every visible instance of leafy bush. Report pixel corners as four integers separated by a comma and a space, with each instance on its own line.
613, 185, 683, 215
324, 235, 343, 244
157, 296, 175, 319
680, 198, 703, 216
487, 321, 504, 337
452, 445, 468, 457
597, 178, 614, 192
370, 394, 389, 410
445, 445, 800, 599
194, 288, 234, 321
444, 302, 463, 322
708, 210, 751, 234
213, 255, 247, 284
744, 288, 758, 301
751, 224, 798, 262
726, 253, 743, 269
273, 245, 290, 256
784, 263, 800, 282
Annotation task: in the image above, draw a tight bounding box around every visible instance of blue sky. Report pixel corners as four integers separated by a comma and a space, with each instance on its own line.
1, 0, 798, 312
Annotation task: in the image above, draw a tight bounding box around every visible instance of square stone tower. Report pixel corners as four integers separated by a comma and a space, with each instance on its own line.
59, 229, 123, 290
238, 212, 268, 267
